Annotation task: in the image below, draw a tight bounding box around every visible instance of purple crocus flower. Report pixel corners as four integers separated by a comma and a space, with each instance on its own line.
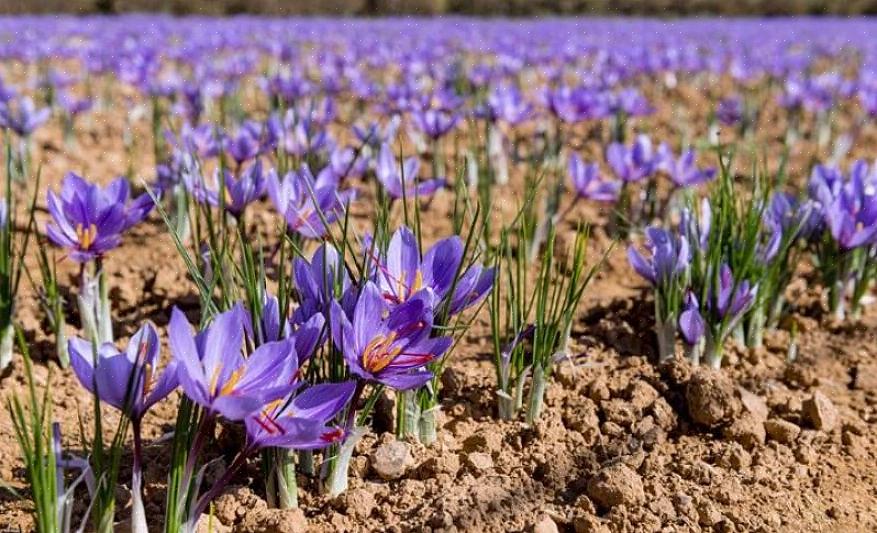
266, 165, 355, 239
680, 197, 712, 252
46, 173, 155, 262
411, 108, 459, 140
663, 149, 716, 187
330, 282, 452, 390
0, 96, 50, 136
824, 170, 877, 250
483, 84, 532, 126
223, 122, 264, 165
212, 160, 266, 217
244, 381, 355, 450
292, 243, 355, 325
57, 91, 93, 117
716, 97, 743, 126
627, 227, 690, 286
68, 321, 177, 421
678, 292, 705, 346
372, 226, 494, 315
329, 146, 367, 180
375, 143, 444, 199
168, 305, 299, 421
373, 226, 460, 305
606, 135, 660, 183
714, 264, 757, 319
568, 153, 621, 202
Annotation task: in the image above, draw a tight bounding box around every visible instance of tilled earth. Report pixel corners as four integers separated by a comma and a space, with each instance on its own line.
1, 83, 876, 533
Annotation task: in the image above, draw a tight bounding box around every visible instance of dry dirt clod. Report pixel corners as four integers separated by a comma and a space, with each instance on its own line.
465, 451, 494, 473
764, 418, 802, 444
738, 387, 769, 421
531, 514, 559, 533
802, 391, 838, 432
195, 514, 233, 533
586, 463, 645, 509
370, 440, 415, 480
686, 369, 741, 426
724, 413, 766, 449
238, 507, 308, 533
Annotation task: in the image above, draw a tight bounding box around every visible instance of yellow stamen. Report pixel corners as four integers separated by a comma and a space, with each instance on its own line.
141, 363, 154, 397
219, 367, 246, 396
75, 223, 98, 250
361, 331, 401, 373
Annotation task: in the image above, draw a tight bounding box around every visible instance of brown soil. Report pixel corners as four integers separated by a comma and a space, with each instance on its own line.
2, 73, 877, 533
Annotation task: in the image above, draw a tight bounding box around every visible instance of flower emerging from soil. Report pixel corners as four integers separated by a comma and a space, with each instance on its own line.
168, 304, 299, 420
68, 321, 177, 421
46, 173, 155, 262
330, 282, 452, 390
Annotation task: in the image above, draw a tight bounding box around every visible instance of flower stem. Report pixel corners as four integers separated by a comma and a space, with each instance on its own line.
131, 420, 148, 533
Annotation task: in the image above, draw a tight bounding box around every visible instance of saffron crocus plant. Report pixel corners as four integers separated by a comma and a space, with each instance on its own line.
371, 226, 493, 444
46, 173, 154, 345
491, 224, 603, 423
168, 304, 355, 527
68, 322, 177, 533
809, 160, 877, 320
627, 227, 690, 362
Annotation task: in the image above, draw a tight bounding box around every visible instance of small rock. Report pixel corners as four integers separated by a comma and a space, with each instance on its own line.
370, 440, 415, 480
696, 500, 724, 527
738, 387, 768, 421
764, 419, 801, 445
785, 364, 818, 388
531, 514, 559, 533
723, 414, 766, 449
466, 451, 494, 473
341, 488, 375, 519
686, 369, 740, 426
661, 358, 694, 385
802, 391, 838, 432
573, 514, 609, 533
586, 463, 645, 509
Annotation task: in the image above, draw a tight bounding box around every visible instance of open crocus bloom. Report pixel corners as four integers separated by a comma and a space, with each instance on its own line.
373, 226, 462, 305
372, 226, 495, 316
244, 381, 356, 450
68, 322, 177, 421
46, 173, 154, 262
330, 282, 452, 390
266, 165, 354, 239
168, 305, 299, 421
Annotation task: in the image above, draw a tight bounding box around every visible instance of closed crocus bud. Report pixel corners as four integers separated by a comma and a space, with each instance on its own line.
679, 292, 705, 346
